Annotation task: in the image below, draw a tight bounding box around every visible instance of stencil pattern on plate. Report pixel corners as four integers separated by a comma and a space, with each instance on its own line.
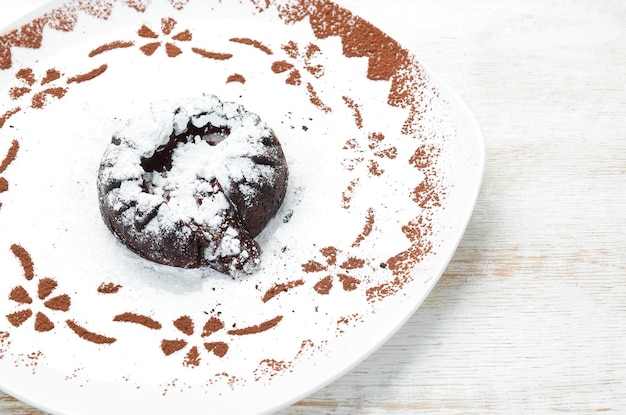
0, 0, 449, 396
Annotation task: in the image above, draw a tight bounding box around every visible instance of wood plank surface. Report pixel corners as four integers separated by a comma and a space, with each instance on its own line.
2, 0, 626, 413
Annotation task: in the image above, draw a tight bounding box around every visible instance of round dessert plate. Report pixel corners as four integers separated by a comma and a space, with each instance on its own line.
0, 1, 484, 414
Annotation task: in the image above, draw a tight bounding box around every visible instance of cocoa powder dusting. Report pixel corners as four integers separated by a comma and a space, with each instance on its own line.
165, 43, 183, 58
340, 257, 365, 270
271, 60, 294, 74
97, 282, 122, 294
368, 159, 383, 176
226, 74, 246, 84
31, 87, 67, 109
279, 2, 407, 81
138, 25, 158, 39
76, 1, 113, 20
302, 260, 325, 273
67, 64, 108, 84
262, 279, 305, 303
113, 313, 162, 330
277, 0, 429, 135
66, 320, 117, 344
0, 19, 46, 70
305, 43, 321, 59
183, 346, 201, 367
16, 68, 36, 86
338, 274, 360, 291
352, 208, 375, 247
282, 41, 298, 59
413, 177, 441, 209
410, 144, 440, 169
89, 41, 134, 57
7, 309, 32, 327
140, 42, 160, 56
172, 30, 192, 42
161, 17, 177, 36
173, 316, 194, 336
41, 68, 61, 85
44, 294, 71, 311
342, 96, 363, 129
45, 5, 79, 32
306, 82, 331, 113
320, 246, 338, 265
34, 312, 54, 332
161, 339, 187, 356
191, 48, 233, 60
38, 277, 57, 300
313, 276, 333, 295
10, 244, 34, 280
201, 317, 224, 337
0, 108, 21, 130
342, 178, 359, 209
1, 140, 20, 173
125, 0, 149, 13
227, 316, 283, 336
229, 37, 273, 55
9, 87, 31, 100
9, 286, 32, 304
204, 342, 228, 358
0, 332, 9, 359
366, 277, 403, 303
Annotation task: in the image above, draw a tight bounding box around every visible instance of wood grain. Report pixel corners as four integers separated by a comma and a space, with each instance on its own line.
2, 0, 626, 413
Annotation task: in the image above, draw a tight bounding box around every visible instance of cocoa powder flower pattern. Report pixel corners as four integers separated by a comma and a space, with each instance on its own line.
161, 315, 229, 367
0, 140, 19, 208
302, 246, 365, 295
8, 67, 67, 110
271, 41, 324, 86
138, 17, 192, 57
342, 132, 398, 177
6, 245, 71, 332
271, 41, 331, 113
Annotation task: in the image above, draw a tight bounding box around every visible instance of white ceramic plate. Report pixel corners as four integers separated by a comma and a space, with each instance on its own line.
0, 1, 484, 414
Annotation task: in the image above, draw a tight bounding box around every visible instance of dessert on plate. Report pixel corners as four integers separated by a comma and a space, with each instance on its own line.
97, 94, 288, 275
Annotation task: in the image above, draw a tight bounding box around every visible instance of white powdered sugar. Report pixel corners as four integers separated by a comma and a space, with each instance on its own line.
97, 94, 287, 274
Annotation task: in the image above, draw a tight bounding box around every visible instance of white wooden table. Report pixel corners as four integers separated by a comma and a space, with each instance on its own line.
2, 0, 625, 413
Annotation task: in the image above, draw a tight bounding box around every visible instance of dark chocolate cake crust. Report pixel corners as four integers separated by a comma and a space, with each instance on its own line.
97, 95, 288, 275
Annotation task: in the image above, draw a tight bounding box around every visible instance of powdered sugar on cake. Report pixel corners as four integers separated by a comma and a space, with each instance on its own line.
97, 94, 289, 274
